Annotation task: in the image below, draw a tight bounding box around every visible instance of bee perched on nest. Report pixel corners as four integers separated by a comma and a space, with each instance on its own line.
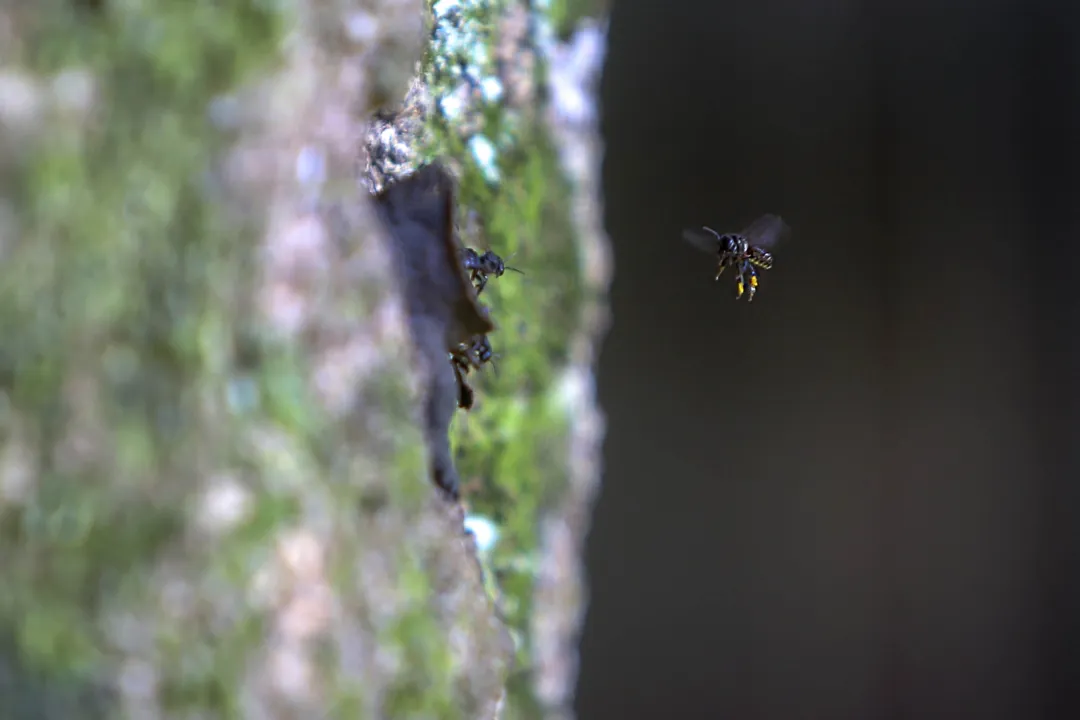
683, 214, 790, 302
375, 162, 496, 499
459, 248, 523, 296
449, 334, 499, 411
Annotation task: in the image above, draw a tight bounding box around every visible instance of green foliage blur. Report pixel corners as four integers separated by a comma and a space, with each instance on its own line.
0, 2, 327, 716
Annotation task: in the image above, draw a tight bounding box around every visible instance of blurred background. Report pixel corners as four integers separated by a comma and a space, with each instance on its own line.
580, 0, 1079, 717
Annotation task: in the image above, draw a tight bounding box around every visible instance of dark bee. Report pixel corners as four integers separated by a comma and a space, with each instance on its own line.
449, 334, 498, 410
451, 334, 495, 370
682, 214, 789, 301
460, 248, 524, 295
469, 334, 496, 367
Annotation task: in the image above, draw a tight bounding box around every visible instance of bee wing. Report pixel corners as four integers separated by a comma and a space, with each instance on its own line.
681, 226, 722, 255
739, 214, 790, 249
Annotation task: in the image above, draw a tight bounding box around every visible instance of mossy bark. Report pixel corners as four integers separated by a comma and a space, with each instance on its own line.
0, 0, 609, 718
0, 1, 518, 718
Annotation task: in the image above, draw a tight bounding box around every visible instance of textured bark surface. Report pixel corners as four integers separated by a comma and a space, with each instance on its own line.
0, 0, 609, 717
530, 20, 610, 719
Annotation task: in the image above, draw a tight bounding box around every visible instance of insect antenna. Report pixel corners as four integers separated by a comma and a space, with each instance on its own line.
477, 341, 501, 377
501, 251, 525, 276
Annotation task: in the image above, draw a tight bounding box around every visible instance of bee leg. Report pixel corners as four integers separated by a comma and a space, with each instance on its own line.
746, 264, 758, 301
451, 360, 474, 410
734, 262, 747, 299
464, 344, 482, 369
468, 269, 484, 294
715, 252, 731, 281
458, 378, 475, 411
475, 274, 488, 295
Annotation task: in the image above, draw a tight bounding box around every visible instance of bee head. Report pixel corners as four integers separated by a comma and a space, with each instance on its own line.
479, 250, 505, 277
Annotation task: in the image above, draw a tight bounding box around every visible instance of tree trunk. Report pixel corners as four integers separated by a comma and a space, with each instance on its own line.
0, 1, 609, 718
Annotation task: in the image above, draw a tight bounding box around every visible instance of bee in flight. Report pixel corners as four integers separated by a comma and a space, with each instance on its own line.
682, 214, 789, 301
460, 248, 524, 295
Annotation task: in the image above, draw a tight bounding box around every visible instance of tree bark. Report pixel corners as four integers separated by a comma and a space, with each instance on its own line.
0, 1, 609, 718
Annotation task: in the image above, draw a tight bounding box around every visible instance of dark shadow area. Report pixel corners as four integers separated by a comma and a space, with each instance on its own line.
580, 0, 1080, 718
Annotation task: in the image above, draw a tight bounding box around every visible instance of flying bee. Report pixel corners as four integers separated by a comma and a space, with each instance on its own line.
682, 214, 789, 301
460, 248, 524, 295
449, 334, 499, 410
